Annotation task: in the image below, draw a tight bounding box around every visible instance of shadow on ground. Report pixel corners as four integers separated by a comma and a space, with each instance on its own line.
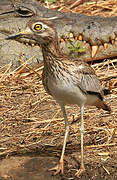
0, 153, 117, 180
0, 156, 62, 180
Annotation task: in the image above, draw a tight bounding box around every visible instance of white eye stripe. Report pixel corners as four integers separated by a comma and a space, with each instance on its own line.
48, 16, 58, 20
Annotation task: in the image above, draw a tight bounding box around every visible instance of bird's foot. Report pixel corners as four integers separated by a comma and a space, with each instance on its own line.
75, 164, 85, 177
49, 159, 64, 175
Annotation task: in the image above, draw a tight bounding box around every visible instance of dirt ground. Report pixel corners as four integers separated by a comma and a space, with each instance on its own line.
0, 61, 117, 179
0, 0, 117, 180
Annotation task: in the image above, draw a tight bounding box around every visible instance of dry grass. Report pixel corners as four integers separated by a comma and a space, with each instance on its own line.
0, 58, 117, 162
43, 0, 117, 16
0, 1, 117, 176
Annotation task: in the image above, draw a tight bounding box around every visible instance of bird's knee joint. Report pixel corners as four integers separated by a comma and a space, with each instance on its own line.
80, 127, 84, 134
66, 125, 69, 132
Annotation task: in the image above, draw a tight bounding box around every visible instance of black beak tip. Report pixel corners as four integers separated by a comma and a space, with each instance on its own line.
5, 34, 20, 40
5, 37, 10, 40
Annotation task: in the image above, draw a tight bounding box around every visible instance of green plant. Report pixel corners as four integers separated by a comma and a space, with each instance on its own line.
40, 0, 56, 2
68, 41, 86, 54
45, 0, 56, 2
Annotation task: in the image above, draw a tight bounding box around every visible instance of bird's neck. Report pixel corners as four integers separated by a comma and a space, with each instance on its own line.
41, 38, 62, 63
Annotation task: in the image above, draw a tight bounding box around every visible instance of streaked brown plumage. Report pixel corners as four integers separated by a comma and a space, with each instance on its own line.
6, 17, 111, 177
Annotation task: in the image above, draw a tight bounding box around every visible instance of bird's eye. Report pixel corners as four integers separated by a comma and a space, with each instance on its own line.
33, 24, 42, 31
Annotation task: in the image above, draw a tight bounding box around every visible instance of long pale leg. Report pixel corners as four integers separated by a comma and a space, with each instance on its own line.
75, 105, 85, 177
49, 105, 69, 175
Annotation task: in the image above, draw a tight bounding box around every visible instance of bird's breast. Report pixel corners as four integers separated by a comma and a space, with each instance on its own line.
46, 73, 87, 106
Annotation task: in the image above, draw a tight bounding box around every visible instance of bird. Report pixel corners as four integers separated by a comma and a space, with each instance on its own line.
6, 17, 111, 177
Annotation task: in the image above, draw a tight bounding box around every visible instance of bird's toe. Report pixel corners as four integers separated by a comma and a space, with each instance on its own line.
49, 160, 64, 175
75, 165, 85, 177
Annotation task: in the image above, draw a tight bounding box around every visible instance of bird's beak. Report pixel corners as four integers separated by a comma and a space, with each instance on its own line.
6, 28, 32, 40
6, 30, 26, 40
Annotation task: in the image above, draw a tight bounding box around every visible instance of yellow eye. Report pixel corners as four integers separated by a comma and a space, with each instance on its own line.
33, 24, 42, 31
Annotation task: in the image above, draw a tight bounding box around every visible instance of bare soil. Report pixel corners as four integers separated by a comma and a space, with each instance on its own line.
0, 0, 117, 179
0, 60, 117, 180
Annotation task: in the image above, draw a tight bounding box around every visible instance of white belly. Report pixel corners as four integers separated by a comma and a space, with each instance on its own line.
48, 78, 87, 106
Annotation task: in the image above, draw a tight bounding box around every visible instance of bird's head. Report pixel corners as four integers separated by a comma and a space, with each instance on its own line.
6, 17, 58, 46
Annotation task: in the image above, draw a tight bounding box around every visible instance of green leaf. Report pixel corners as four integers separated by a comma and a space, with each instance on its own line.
68, 41, 86, 54
23, 149, 27, 154
46, 0, 56, 3
0, 118, 3, 122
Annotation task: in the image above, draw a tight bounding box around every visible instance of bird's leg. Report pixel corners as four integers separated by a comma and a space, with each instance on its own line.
75, 105, 85, 177
49, 105, 69, 175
